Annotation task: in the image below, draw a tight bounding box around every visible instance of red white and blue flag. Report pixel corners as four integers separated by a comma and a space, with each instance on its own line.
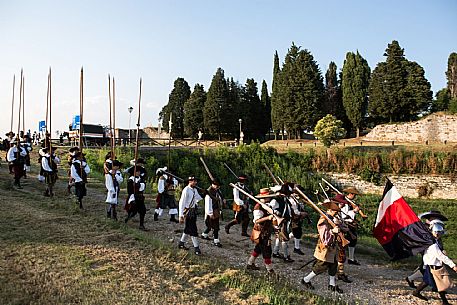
373, 179, 434, 260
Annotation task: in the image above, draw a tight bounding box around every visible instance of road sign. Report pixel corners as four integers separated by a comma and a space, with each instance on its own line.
39, 121, 46, 132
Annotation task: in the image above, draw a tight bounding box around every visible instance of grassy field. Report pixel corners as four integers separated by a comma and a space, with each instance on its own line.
0, 163, 343, 305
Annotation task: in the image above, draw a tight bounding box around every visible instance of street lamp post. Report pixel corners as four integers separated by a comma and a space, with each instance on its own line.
128, 106, 133, 144
238, 118, 243, 145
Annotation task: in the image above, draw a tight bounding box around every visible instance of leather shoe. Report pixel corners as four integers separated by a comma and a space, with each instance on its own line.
293, 248, 305, 255
283, 256, 294, 263
178, 242, 189, 250
328, 285, 343, 294
213, 242, 222, 248
348, 259, 361, 265
272, 253, 284, 259
412, 291, 428, 301
405, 277, 416, 289
301, 279, 314, 290
338, 274, 353, 283
246, 264, 260, 270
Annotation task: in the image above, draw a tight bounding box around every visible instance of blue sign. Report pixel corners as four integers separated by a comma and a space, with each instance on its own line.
39, 121, 46, 132
72, 115, 80, 130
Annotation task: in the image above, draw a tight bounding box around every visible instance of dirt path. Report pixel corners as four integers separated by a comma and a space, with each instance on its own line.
1, 159, 456, 305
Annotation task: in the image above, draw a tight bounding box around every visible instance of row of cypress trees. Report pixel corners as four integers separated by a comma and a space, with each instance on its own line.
160, 40, 456, 140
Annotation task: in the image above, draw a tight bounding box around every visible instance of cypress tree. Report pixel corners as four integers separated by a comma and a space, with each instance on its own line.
159, 77, 191, 138
342, 51, 371, 137
241, 78, 263, 141
430, 88, 451, 113
270, 51, 282, 139
204, 68, 229, 140
183, 84, 206, 138
323, 62, 350, 133
447, 52, 457, 99
369, 41, 432, 123
260, 80, 272, 140
227, 78, 243, 136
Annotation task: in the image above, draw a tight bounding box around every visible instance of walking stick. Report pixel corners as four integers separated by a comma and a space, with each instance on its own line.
293, 185, 350, 247
321, 178, 368, 218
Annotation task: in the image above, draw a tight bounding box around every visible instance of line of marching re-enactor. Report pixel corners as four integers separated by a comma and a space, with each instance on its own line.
1, 140, 367, 294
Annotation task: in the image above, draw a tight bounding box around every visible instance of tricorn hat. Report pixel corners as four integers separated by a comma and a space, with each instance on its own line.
419, 210, 448, 222
343, 187, 360, 195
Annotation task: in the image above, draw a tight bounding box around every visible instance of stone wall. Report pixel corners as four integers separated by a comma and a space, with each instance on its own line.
365, 113, 457, 143
326, 172, 457, 200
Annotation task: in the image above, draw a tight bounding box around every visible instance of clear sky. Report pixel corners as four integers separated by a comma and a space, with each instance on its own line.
1, 0, 456, 137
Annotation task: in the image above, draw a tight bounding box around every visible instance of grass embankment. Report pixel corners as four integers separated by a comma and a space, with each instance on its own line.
0, 163, 340, 305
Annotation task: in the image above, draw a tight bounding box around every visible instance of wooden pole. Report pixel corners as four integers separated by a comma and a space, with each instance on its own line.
45, 69, 50, 147
10, 74, 15, 133
22, 73, 25, 134
79, 67, 84, 152
49, 68, 52, 152
108, 75, 113, 159
133, 78, 142, 178
112, 77, 116, 159
17, 69, 23, 141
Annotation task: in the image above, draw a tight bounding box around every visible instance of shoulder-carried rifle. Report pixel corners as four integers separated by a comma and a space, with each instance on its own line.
321, 178, 367, 218
200, 157, 224, 219
223, 162, 238, 180
263, 163, 280, 185
230, 182, 284, 226
293, 185, 349, 248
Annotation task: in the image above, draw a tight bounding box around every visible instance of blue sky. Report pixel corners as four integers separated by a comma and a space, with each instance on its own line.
1, 0, 456, 136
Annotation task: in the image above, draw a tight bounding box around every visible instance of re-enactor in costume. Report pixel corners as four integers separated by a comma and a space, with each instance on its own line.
125, 166, 148, 231
6, 139, 27, 189
246, 188, 275, 274
70, 151, 90, 209
154, 166, 179, 223
201, 178, 223, 247
301, 200, 344, 294
41, 147, 60, 197
178, 176, 204, 255
225, 174, 251, 237
105, 160, 123, 220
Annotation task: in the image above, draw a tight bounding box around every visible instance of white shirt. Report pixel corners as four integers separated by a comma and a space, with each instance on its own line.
157, 174, 178, 193
7, 146, 27, 162
127, 176, 146, 203
233, 183, 246, 206
204, 189, 221, 217
341, 203, 356, 222
178, 185, 202, 217
70, 160, 91, 182
41, 154, 60, 172
423, 242, 456, 268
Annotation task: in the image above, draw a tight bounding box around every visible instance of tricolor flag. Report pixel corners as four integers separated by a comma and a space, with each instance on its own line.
373, 179, 434, 260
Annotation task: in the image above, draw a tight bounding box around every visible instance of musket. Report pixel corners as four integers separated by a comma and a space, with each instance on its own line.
293, 185, 350, 248
319, 183, 330, 200
230, 182, 284, 226
321, 178, 367, 218
199, 156, 224, 220
199, 157, 215, 181
133, 78, 142, 195
223, 162, 239, 180
162, 170, 205, 192
263, 163, 280, 185
112, 77, 116, 158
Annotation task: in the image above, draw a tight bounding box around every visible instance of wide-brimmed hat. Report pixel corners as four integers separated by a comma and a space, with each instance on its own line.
69, 147, 80, 153
343, 187, 360, 195
321, 199, 341, 211
419, 210, 448, 222
187, 176, 198, 182
430, 219, 445, 234
238, 174, 248, 180
130, 158, 146, 166
256, 187, 272, 198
